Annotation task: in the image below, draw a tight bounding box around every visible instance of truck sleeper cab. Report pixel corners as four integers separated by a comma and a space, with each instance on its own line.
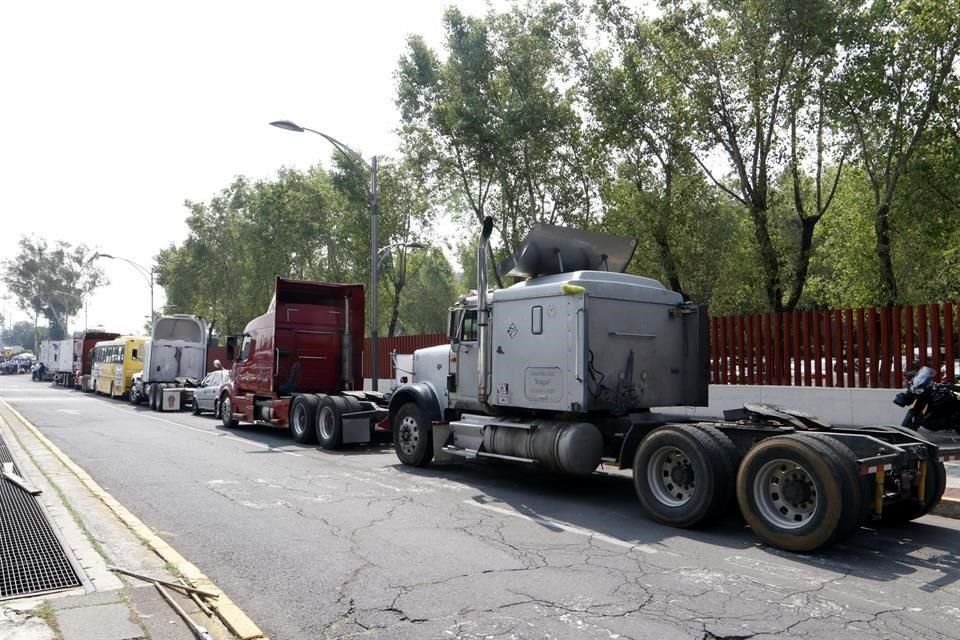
220, 277, 388, 449
130, 315, 209, 411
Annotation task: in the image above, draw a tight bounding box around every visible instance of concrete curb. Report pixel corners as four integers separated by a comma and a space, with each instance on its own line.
933, 498, 960, 519
0, 399, 269, 640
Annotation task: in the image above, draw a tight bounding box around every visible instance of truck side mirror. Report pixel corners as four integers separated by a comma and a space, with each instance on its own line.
451, 310, 465, 353
226, 336, 237, 360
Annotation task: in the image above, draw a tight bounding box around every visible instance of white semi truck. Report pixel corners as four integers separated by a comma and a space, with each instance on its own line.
51, 338, 76, 386
388, 218, 960, 552
130, 314, 208, 411
33, 340, 56, 382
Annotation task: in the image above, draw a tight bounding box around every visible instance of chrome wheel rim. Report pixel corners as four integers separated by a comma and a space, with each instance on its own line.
754, 459, 818, 529
397, 415, 420, 456
647, 446, 696, 506
222, 398, 231, 420
292, 404, 306, 435
319, 406, 335, 440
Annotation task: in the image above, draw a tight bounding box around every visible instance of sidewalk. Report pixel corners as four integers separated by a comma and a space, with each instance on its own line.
923, 429, 960, 518
0, 401, 266, 640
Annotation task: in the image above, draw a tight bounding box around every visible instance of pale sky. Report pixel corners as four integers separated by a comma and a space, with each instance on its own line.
0, 0, 651, 339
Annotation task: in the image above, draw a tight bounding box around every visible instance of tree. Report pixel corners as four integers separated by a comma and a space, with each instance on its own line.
2, 320, 48, 352
396, 2, 592, 288
2, 237, 105, 343
332, 156, 435, 337
586, 4, 696, 296
650, 0, 851, 311
397, 248, 459, 334
155, 166, 355, 335
839, 0, 960, 304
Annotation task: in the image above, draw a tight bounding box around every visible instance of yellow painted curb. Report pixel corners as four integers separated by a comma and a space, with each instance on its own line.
0, 399, 268, 640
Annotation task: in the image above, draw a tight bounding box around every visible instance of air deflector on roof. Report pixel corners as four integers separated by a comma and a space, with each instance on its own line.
497, 223, 638, 279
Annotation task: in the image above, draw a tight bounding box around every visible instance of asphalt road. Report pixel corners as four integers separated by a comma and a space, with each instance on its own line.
3, 373, 959, 640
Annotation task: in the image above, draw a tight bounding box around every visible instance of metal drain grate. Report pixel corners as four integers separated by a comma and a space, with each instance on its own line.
0, 433, 82, 600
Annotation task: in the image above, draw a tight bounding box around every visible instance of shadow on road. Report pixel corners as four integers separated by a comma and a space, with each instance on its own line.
392, 457, 960, 593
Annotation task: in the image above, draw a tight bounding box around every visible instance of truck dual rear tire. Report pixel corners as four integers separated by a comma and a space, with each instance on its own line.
290, 395, 319, 444
317, 396, 342, 449
633, 425, 735, 528
317, 396, 368, 450
394, 403, 433, 467
736, 434, 860, 552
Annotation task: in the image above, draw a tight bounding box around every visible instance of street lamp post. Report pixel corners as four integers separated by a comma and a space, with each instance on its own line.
92, 253, 154, 324
377, 242, 426, 270
270, 119, 384, 390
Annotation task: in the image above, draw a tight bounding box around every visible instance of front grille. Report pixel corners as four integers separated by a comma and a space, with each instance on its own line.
0, 434, 82, 599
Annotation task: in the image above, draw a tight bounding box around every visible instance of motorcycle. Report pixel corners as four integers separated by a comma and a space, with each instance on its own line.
893, 365, 960, 434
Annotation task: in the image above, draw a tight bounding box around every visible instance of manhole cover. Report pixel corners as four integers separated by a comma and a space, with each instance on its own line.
0, 434, 82, 599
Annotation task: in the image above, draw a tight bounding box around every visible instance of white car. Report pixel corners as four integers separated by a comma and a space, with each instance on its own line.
192, 369, 231, 416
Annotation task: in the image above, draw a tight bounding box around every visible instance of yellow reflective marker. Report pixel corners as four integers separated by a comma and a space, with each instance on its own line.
562, 284, 585, 295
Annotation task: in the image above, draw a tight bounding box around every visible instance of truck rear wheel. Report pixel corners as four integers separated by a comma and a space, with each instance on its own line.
633, 424, 734, 528
882, 460, 946, 524
394, 402, 433, 467
798, 433, 869, 541
316, 396, 341, 449
290, 395, 319, 444
736, 434, 857, 552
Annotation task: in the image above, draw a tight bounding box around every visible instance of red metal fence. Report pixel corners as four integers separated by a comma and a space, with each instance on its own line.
711, 304, 960, 389
363, 333, 448, 379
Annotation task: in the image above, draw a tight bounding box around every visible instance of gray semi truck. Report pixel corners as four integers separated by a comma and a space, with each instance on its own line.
388, 218, 960, 552
131, 314, 208, 411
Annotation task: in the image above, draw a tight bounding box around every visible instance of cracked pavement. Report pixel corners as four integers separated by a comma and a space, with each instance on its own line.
3, 375, 959, 640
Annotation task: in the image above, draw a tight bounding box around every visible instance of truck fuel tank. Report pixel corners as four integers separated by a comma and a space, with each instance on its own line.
480, 418, 603, 476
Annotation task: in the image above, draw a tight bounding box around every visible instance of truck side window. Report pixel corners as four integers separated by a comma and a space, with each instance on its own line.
239, 336, 253, 361
461, 310, 478, 342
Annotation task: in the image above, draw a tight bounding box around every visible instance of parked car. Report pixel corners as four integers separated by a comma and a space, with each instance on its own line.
191, 369, 231, 416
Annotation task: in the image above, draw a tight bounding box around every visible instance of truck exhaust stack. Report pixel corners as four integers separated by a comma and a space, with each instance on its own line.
477, 216, 494, 407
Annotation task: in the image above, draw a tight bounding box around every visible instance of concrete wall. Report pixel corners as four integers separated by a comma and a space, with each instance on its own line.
367, 378, 909, 428
657, 384, 906, 427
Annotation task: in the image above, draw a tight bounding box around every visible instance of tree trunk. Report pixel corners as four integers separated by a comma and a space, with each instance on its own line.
874, 201, 898, 305
388, 281, 404, 337
784, 216, 819, 311
750, 204, 782, 310
655, 161, 684, 296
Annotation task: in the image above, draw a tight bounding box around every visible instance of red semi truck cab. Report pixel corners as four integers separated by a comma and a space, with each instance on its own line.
220, 278, 381, 448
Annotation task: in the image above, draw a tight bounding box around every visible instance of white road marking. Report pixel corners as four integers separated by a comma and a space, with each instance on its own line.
0, 397, 91, 402
55, 409, 81, 415
464, 499, 663, 555
94, 402, 304, 457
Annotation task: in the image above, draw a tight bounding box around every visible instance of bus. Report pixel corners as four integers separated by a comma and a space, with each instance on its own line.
91, 336, 147, 399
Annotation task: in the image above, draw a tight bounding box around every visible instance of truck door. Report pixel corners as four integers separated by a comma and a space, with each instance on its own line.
451, 308, 479, 405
